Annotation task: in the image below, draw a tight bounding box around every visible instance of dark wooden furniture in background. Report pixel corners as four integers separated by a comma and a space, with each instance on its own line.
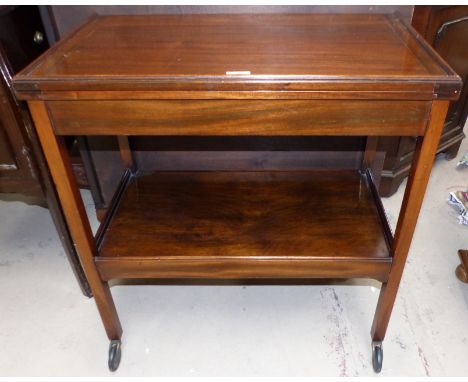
0, 5, 48, 198
0, 5, 91, 296
379, 5, 468, 196
13, 14, 461, 372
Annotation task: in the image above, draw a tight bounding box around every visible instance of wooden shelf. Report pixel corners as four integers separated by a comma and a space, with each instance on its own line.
95, 170, 392, 281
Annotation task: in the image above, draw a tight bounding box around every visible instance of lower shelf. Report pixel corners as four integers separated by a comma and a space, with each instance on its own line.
95, 170, 392, 281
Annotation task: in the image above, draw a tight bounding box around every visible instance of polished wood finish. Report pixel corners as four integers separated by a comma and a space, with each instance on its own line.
28, 100, 122, 340
379, 5, 468, 197
47, 5, 414, 38
98, 257, 390, 283
371, 100, 449, 341
14, 14, 460, 100
13, 14, 460, 368
19, 13, 441, 78
96, 170, 391, 281
46, 99, 431, 136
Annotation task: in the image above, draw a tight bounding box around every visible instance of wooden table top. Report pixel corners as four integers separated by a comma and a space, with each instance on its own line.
13, 14, 461, 99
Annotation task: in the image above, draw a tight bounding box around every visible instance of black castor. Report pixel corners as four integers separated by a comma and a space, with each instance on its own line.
108, 339, 122, 372
372, 341, 383, 373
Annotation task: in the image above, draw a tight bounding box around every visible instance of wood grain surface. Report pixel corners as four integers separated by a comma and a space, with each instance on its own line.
96, 170, 391, 281
46, 99, 430, 136
13, 14, 461, 99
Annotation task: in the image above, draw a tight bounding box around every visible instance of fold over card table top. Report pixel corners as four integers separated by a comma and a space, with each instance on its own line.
13, 14, 461, 100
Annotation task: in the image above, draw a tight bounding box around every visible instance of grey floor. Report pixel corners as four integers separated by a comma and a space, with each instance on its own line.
0, 139, 467, 377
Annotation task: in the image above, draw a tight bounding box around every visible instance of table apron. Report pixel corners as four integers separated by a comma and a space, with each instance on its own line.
45, 99, 431, 137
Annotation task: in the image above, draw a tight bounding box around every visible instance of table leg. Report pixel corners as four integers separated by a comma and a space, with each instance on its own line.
371, 100, 449, 341
28, 100, 122, 341
117, 136, 135, 171
362, 136, 378, 172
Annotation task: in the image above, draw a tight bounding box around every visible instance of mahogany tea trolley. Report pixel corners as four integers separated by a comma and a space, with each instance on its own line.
13, 14, 461, 372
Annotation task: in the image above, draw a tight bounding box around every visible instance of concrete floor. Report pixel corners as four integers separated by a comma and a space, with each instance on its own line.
0, 139, 467, 376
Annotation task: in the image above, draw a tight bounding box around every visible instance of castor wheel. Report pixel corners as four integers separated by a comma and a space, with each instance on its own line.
108, 340, 122, 372
372, 341, 383, 373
